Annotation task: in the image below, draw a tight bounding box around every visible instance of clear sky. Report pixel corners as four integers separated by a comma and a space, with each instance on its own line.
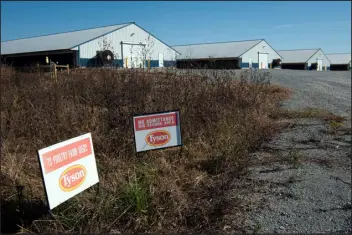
1, 1, 351, 53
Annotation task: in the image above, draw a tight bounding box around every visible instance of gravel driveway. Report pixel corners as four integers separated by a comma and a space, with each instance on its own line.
243, 70, 351, 234
270, 70, 351, 118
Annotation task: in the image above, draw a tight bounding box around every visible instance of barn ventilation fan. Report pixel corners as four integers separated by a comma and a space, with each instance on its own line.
96, 50, 114, 66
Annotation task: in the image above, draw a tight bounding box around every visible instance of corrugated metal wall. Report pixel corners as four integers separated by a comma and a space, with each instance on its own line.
240, 40, 282, 69
78, 24, 177, 68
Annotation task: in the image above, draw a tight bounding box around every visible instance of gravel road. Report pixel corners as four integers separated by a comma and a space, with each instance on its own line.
243, 118, 351, 234
270, 70, 351, 118
243, 70, 351, 234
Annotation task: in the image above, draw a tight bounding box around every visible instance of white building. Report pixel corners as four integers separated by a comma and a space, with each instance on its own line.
277, 49, 331, 71
173, 39, 282, 69
326, 53, 351, 71
1, 22, 179, 68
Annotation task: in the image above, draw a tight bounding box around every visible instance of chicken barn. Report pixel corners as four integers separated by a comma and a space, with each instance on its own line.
277, 49, 331, 71
172, 39, 282, 69
1, 22, 179, 69
326, 53, 351, 71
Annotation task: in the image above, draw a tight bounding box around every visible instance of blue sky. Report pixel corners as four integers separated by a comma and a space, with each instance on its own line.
1, 1, 351, 53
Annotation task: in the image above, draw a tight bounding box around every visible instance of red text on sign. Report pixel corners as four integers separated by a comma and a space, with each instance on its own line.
41, 138, 92, 174
134, 113, 177, 131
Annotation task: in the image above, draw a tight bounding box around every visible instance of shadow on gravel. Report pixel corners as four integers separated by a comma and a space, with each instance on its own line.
244, 116, 351, 233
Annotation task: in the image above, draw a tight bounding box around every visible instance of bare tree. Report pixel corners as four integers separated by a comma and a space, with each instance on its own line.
129, 45, 135, 68
96, 34, 155, 69
138, 35, 155, 69
124, 36, 154, 69
142, 35, 155, 61
97, 36, 120, 66
129, 44, 144, 68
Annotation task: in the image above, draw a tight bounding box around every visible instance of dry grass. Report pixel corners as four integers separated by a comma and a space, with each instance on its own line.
1, 67, 291, 233
270, 107, 347, 122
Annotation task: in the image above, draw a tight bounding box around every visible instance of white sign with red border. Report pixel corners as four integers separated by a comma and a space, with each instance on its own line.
133, 110, 182, 152
37, 133, 99, 210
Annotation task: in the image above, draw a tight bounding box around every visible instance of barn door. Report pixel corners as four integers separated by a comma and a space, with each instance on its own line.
258, 53, 269, 69
122, 43, 145, 68
130, 46, 144, 68
122, 44, 132, 68
158, 53, 164, 67
317, 59, 323, 71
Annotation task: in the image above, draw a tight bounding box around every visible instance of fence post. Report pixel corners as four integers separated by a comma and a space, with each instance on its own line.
67, 64, 70, 74
50, 63, 53, 81
54, 63, 57, 83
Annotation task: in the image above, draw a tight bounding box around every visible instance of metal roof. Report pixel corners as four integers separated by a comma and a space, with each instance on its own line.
1, 22, 132, 55
132, 22, 180, 54
326, 53, 351, 65
277, 49, 321, 63
173, 39, 263, 59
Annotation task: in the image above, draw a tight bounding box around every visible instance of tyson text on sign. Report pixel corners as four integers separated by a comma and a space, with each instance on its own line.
133, 111, 182, 152
38, 133, 99, 210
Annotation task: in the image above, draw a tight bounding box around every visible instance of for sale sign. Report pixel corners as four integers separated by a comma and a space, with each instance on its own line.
133, 110, 182, 152
37, 133, 99, 210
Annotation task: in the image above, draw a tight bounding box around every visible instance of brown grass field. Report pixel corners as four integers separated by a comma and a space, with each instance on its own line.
1, 67, 292, 233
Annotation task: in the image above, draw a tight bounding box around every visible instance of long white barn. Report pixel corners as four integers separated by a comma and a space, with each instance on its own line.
326, 53, 351, 71
1, 22, 179, 68
173, 39, 282, 69
277, 49, 331, 71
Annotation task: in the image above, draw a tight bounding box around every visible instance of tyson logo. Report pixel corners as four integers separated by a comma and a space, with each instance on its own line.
145, 130, 171, 147
59, 164, 86, 192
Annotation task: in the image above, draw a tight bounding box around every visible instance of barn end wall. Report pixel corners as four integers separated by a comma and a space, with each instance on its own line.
306, 49, 331, 70
240, 40, 281, 68
77, 24, 177, 68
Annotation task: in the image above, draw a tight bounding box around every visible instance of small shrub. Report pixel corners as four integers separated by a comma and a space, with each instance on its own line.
121, 177, 150, 215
